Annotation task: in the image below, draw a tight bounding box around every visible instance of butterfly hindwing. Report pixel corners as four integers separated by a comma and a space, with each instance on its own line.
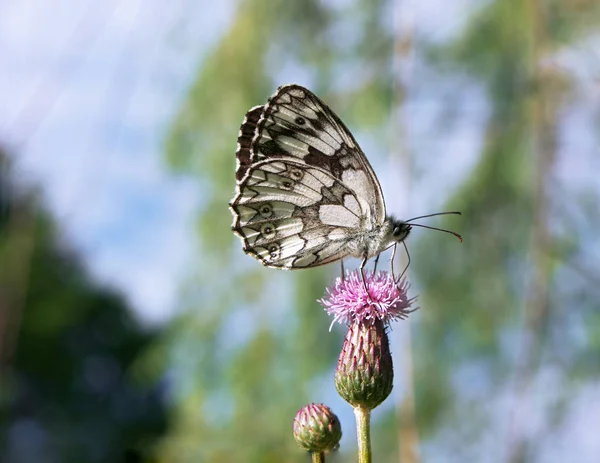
231, 159, 369, 269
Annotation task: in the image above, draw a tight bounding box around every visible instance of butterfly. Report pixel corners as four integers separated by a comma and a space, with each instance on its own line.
229, 84, 461, 282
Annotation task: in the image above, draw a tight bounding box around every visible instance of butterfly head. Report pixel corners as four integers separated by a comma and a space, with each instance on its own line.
391, 220, 412, 243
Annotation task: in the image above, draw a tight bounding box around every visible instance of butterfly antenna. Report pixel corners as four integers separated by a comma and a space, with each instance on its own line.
406, 211, 461, 222
409, 223, 463, 242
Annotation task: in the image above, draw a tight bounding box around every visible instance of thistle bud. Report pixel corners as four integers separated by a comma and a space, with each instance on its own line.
292, 403, 342, 453
334, 319, 393, 410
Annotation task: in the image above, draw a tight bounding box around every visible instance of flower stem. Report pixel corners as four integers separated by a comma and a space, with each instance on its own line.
354, 405, 372, 463
311, 451, 325, 463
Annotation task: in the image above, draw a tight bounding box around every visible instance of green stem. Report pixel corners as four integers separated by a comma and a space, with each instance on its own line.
354, 406, 372, 463
311, 451, 325, 463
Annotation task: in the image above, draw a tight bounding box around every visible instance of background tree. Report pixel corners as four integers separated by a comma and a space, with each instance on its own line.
159, 0, 398, 461
0, 148, 168, 463
164, 0, 600, 461
413, 1, 600, 461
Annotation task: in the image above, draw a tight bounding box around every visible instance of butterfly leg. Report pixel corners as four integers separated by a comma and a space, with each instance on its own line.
373, 254, 380, 273
396, 241, 411, 284
390, 243, 398, 282
340, 260, 345, 281
359, 257, 371, 298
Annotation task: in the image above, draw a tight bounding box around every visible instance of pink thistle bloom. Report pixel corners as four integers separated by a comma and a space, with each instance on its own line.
319, 270, 416, 326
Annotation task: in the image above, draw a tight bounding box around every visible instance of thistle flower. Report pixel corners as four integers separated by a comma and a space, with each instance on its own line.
319, 270, 416, 326
320, 270, 416, 411
292, 403, 342, 453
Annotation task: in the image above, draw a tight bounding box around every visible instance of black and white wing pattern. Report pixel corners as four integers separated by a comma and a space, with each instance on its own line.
230, 84, 387, 269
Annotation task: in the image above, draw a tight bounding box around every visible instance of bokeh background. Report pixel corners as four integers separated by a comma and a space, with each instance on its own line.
1, 0, 599, 462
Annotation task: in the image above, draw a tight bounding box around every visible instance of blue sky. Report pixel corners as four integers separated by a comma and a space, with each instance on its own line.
0, 0, 235, 324
0, 0, 481, 324
1, 0, 597, 323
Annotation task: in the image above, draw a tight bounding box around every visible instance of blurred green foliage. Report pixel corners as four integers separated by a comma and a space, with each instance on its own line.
160, 0, 600, 461
0, 151, 167, 462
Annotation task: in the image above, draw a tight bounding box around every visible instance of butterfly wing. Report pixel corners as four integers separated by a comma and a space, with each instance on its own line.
235, 84, 386, 224
231, 85, 387, 269
230, 159, 371, 269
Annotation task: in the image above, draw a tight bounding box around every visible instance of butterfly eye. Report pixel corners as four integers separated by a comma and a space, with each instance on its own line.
295, 117, 306, 125
260, 223, 276, 239
393, 226, 402, 237
258, 203, 273, 218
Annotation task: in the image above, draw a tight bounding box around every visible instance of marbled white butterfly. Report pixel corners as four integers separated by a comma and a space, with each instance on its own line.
229, 84, 461, 280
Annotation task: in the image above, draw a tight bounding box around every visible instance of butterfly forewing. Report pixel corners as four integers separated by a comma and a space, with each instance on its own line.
256, 85, 385, 220
235, 105, 264, 181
